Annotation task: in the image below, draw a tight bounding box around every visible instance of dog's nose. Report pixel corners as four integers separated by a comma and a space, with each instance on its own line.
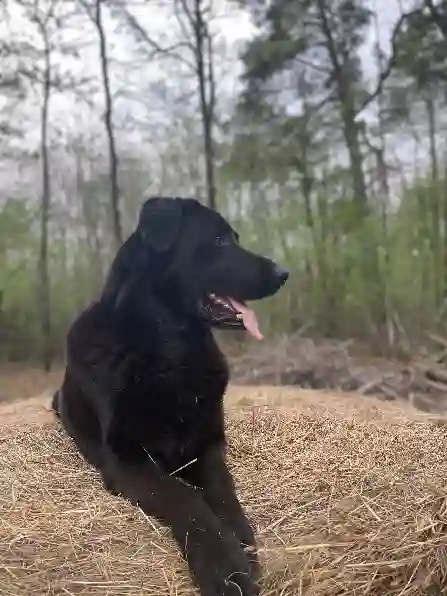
273, 264, 289, 284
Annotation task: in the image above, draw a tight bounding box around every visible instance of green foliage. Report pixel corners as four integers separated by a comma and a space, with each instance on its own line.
4, 0, 447, 365
3, 150, 447, 362
384, 8, 447, 130
240, 0, 372, 107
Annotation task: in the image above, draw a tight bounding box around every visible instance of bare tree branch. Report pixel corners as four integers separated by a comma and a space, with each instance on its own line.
424, 0, 447, 40
117, 5, 196, 70
356, 7, 424, 115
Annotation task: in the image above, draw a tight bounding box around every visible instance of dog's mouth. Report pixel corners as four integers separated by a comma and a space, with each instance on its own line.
200, 294, 263, 340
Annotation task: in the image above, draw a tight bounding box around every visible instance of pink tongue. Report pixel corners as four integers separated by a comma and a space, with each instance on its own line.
229, 298, 264, 340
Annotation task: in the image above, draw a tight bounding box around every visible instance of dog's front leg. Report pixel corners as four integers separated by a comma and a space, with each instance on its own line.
189, 447, 260, 581
101, 450, 259, 596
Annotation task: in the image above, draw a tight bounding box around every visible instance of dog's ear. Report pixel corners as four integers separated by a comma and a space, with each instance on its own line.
137, 197, 183, 252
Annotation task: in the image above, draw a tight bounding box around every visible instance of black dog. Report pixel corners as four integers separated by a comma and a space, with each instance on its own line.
52, 197, 288, 596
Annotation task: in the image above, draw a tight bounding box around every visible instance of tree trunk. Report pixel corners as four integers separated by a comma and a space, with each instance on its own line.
317, 0, 387, 340
426, 95, 438, 181
194, 0, 217, 210
95, 0, 122, 248
75, 149, 103, 285
372, 6, 392, 348
38, 28, 52, 372
425, 94, 442, 304
443, 148, 447, 299
316, 0, 368, 217
341, 109, 367, 214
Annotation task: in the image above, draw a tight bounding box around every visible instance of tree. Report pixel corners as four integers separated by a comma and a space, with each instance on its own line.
423, 0, 447, 41
381, 3, 447, 308
239, 0, 409, 217
78, 0, 122, 248
184, 0, 217, 210
114, 0, 218, 209
385, 8, 447, 176
12, 0, 59, 371
11, 0, 87, 369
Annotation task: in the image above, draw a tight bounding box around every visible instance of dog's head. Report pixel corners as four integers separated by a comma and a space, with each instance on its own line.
105, 197, 288, 340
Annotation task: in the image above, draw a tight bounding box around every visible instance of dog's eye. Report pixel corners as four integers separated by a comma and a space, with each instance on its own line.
215, 236, 233, 247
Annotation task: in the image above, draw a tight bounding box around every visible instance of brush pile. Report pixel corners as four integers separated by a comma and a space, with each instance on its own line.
1, 398, 447, 595
230, 332, 447, 413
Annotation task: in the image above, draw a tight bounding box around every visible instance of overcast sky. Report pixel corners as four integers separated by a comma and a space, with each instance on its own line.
0, 0, 436, 192
2, 0, 408, 124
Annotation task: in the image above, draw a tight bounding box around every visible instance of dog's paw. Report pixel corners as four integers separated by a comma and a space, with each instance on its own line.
190, 535, 260, 596
243, 544, 261, 584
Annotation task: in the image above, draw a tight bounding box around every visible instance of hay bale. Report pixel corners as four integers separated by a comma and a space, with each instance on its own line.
1, 406, 447, 595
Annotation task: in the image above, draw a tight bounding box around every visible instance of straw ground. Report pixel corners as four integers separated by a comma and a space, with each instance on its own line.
1, 385, 447, 595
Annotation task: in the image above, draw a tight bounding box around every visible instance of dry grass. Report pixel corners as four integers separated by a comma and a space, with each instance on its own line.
1, 387, 447, 595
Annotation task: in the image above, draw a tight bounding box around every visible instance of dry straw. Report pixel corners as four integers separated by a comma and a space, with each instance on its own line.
1, 398, 447, 595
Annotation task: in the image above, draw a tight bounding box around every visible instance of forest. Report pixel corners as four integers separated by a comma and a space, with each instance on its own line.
1, 0, 447, 369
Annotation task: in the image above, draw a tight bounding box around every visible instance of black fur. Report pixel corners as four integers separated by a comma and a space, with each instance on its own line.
53, 197, 288, 596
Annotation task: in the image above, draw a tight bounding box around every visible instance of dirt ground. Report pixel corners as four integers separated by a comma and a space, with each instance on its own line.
0, 363, 63, 403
